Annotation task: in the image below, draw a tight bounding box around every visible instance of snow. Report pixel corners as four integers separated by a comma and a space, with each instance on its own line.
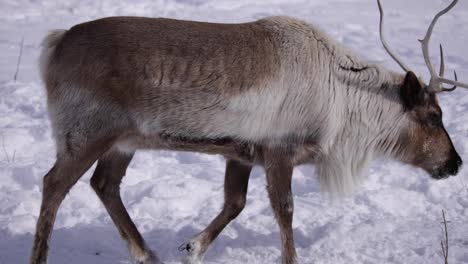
1, 0, 468, 263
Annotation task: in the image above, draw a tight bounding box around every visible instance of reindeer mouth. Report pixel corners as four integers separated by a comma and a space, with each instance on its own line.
430, 170, 451, 180
430, 157, 462, 180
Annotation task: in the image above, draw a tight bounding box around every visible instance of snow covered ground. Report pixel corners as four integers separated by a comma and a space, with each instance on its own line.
1, 0, 467, 263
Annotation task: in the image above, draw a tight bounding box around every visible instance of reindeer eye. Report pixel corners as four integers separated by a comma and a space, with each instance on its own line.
428, 113, 442, 127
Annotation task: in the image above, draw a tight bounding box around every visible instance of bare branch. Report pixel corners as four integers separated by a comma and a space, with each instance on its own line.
1, 133, 10, 163
13, 37, 24, 82
440, 210, 449, 264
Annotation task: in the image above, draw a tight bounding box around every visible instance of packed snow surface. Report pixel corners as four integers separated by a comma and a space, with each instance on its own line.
1, 0, 468, 263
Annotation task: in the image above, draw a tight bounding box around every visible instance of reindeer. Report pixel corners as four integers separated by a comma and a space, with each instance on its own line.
31, 0, 465, 263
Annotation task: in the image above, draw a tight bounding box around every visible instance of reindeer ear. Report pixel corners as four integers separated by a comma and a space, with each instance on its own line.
401, 71, 425, 110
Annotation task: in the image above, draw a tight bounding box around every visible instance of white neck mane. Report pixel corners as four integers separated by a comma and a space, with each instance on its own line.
270, 17, 409, 194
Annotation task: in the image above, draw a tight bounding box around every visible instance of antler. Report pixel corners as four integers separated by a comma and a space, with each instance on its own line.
419, 0, 468, 92
377, 0, 468, 93
377, 0, 412, 72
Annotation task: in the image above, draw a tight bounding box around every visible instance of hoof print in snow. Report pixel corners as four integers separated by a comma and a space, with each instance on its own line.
178, 241, 195, 253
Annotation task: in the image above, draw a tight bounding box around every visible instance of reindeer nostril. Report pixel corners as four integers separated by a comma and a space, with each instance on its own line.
447, 155, 462, 176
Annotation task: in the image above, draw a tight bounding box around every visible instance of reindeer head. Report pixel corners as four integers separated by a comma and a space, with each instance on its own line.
378, 0, 465, 179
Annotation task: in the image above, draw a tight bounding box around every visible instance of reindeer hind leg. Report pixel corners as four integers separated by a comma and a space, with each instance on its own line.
90, 150, 161, 264
30, 136, 115, 264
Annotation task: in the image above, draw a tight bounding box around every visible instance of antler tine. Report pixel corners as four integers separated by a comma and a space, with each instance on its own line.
439, 44, 444, 77
377, 0, 412, 72
441, 71, 457, 92
438, 45, 468, 90
440, 71, 468, 90
419, 0, 459, 92
436, 42, 468, 91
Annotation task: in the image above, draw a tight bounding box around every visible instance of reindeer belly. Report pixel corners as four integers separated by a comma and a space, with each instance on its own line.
132, 83, 318, 143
